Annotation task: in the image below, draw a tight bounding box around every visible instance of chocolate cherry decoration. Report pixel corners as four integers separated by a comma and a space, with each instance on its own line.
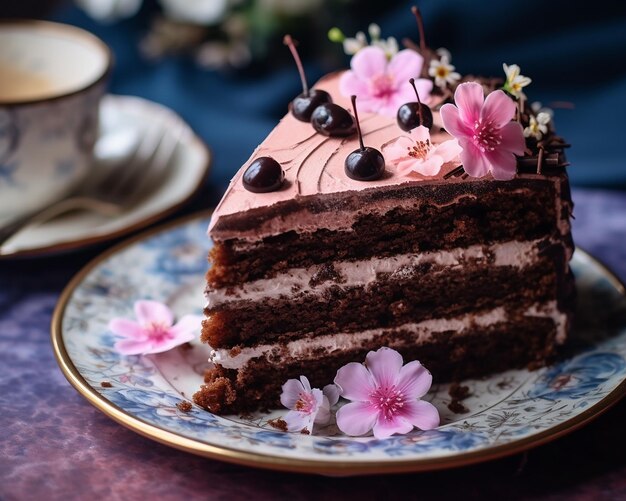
284, 35, 331, 122
345, 95, 385, 181
242, 156, 284, 193
311, 102, 356, 137
397, 77, 434, 131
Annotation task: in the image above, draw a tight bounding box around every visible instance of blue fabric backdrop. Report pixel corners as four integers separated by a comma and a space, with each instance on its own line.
50, 1, 626, 193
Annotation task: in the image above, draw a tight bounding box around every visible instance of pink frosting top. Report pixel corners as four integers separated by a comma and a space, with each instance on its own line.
208, 72, 462, 232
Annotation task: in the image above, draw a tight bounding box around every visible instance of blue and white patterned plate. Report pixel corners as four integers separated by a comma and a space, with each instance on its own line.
52, 212, 626, 475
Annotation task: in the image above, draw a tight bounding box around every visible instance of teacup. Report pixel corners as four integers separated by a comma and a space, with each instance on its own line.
0, 21, 112, 224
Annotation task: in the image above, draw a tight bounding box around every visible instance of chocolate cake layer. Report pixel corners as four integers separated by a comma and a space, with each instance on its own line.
193, 313, 560, 414
203, 250, 563, 348
208, 176, 571, 288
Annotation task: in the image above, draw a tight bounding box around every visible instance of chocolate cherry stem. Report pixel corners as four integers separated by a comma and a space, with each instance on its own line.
283, 34, 309, 96
409, 78, 424, 124
351, 95, 365, 151
411, 6, 426, 54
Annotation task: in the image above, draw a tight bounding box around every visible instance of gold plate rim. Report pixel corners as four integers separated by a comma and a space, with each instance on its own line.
51, 211, 626, 475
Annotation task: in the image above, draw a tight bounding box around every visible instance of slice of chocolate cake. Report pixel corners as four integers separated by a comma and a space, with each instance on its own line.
193, 67, 574, 415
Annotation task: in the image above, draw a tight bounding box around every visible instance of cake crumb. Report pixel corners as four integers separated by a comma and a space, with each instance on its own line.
267, 418, 288, 432
177, 401, 193, 412
448, 383, 471, 414
300, 428, 310, 435
449, 382, 470, 400
100, 381, 113, 388
448, 400, 469, 414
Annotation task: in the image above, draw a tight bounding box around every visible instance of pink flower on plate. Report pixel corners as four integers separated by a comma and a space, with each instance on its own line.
280, 376, 340, 433
382, 125, 462, 177
334, 347, 439, 439
109, 300, 201, 355
440, 82, 525, 180
339, 46, 433, 117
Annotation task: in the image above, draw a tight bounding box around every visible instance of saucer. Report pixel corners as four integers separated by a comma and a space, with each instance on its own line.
0, 95, 210, 258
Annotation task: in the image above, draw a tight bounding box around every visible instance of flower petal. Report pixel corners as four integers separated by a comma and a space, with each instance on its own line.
396, 360, 432, 399
335, 401, 377, 436
339, 71, 370, 99
134, 300, 173, 327
440, 103, 472, 139
169, 314, 202, 337
459, 138, 490, 178
144, 331, 195, 354
432, 138, 463, 163
300, 375, 312, 393
485, 148, 518, 181
396, 159, 419, 176
280, 378, 305, 410
402, 400, 440, 430
409, 125, 430, 143
413, 156, 443, 177
350, 46, 388, 79
481, 90, 516, 128
314, 396, 331, 426
382, 136, 413, 163
365, 347, 404, 388
498, 121, 526, 156
372, 415, 414, 439
454, 82, 484, 124
323, 384, 341, 407
114, 339, 152, 355
388, 49, 424, 88
334, 362, 376, 402
108, 318, 145, 340
283, 410, 315, 433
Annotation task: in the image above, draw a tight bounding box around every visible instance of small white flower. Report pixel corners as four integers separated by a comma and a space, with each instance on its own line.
368, 23, 381, 40
76, 0, 142, 22
372, 36, 399, 58
523, 112, 551, 140
436, 47, 452, 62
428, 54, 461, 90
531, 101, 554, 119
343, 31, 367, 55
159, 0, 229, 25
503, 63, 532, 98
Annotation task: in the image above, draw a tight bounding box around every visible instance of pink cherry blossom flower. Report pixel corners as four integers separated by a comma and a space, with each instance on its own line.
334, 347, 439, 439
280, 376, 340, 433
440, 82, 526, 181
382, 125, 462, 177
109, 300, 201, 355
339, 46, 433, 117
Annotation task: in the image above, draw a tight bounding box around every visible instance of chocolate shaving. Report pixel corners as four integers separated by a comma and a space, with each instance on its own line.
100, 381, 113, 388
443, 166, 465, 179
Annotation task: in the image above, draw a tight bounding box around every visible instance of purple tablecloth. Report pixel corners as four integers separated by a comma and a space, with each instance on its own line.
1, 187, 626, 500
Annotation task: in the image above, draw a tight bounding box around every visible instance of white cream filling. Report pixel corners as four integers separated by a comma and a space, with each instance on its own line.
206, 239, 547, 307
209, 301, 567, 370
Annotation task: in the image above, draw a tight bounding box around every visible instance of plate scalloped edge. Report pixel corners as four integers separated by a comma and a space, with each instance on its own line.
51, 210, 626, 475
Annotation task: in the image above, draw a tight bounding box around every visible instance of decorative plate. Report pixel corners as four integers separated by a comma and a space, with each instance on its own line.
52, 212, 626, 475
0, 95, 210, 258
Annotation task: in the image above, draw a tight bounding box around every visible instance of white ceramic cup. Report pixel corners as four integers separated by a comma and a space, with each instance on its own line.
0, 21, 112, 224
